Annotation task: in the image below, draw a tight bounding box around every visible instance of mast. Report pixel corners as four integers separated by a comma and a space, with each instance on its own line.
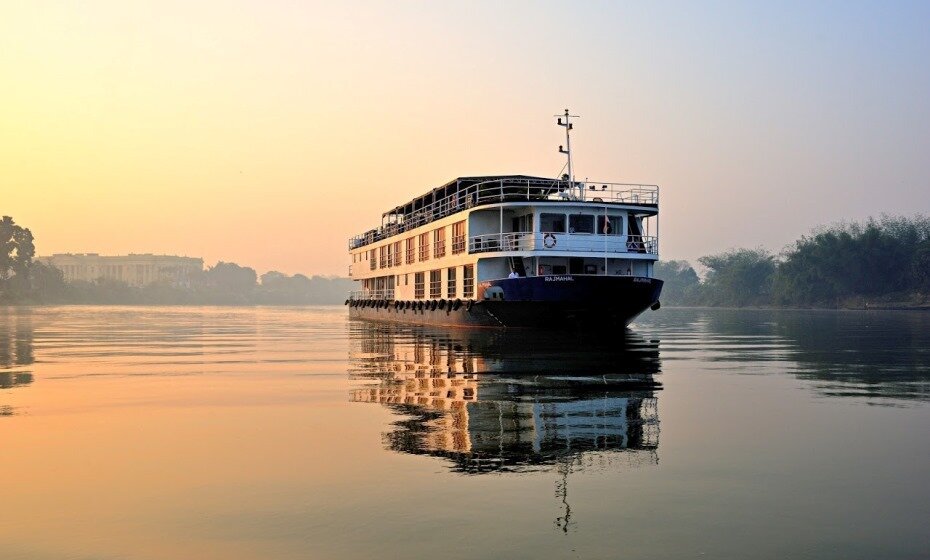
556, 108, 580, 197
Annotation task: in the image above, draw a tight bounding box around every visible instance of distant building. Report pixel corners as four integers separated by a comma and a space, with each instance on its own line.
36, 253, 204, 287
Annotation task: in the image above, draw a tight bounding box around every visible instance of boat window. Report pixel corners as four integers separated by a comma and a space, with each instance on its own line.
463, 265, 474, 298
540, 213, 566, 233
405, 237, 415, 264
511, 215, 533, 233
447, 267, 456, 298
429, 269, 441, 298
569, 214, 594, 234
552, 265, 567, 275
597, 215, 623, 235
451, 221, 466, 254
418, 232, 430, 261
433, 228, 446, 258
628, 215, 643, 236
414, 272, 425, 299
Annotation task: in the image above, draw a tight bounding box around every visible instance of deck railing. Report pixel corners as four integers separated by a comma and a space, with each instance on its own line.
349, 178, 659, 249
468, 233, 658, 255
349, 289, 395, 301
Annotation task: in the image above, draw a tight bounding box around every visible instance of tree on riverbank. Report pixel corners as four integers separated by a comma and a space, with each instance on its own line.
0, 215, 353, 305
652, 260, 701, 305
699, 249, 776, 307
659, 215, 930, 308
0, 216, 37, 301
772, 216, 930, 306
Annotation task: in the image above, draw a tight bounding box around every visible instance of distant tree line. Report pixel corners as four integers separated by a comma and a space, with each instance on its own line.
5, 213, 929, 308
657, 215, 930, 308
0, 215, 353, 305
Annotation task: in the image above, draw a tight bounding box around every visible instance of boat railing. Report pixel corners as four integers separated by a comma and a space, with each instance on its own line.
468, 233, 658, 255
349, 289, 395, 301
349, 178, 659, 249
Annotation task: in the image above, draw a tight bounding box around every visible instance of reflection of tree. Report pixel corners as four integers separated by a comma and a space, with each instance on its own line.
775, 311, 930, 402
664, 308, 930, 403
0, 310, 35, 417
0, 311, 34, 368
0, 372, 33, 388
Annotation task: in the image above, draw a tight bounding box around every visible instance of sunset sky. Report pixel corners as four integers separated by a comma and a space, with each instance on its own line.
3, 1, 929, 276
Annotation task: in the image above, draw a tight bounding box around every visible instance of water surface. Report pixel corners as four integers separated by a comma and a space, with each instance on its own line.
1, 306, 928, 559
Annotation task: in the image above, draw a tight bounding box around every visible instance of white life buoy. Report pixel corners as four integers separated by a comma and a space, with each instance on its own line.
543, 233, 557, 249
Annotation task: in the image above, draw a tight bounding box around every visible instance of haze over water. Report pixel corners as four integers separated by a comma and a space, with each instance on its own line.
1, 306, 928, 559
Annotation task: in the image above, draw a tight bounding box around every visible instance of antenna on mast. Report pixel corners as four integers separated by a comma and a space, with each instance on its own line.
555, 108, 580, 198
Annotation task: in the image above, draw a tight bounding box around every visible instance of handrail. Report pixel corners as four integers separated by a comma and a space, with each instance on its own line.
349, 289, 395, 300
348, 178, 659, 249
468, 232, 658, 255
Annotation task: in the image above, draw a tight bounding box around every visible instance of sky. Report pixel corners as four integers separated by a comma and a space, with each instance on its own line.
2, 0, 929, 276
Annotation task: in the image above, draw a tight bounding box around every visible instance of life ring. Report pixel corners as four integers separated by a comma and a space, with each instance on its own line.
543, 233, 557, 248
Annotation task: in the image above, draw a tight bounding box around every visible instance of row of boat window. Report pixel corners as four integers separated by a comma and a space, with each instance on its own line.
536, 213, 634, 235
352, 220, 465, 264
366, 265, 475, 299
352, 221, 466, 265
352, 212, 643, 265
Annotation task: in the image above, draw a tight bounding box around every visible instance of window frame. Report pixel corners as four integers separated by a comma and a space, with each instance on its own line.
569, 214, 595, 234
429, 269, 442, 298
418, 232, 430, 261
463, 264, 475, 298
451, 221, 466, 254
540, 213, 566, 233
446, 267, 457, 298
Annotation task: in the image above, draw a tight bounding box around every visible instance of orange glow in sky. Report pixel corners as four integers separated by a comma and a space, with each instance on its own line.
3, 2, 928, 275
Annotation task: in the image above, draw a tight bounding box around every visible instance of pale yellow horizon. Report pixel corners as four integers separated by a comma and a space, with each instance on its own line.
3, 2, 928, 276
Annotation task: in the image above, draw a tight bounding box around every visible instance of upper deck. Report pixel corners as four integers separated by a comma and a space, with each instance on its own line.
349, 175, 658, 250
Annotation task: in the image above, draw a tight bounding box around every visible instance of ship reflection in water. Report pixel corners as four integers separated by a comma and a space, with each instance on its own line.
349, 322, 662, 476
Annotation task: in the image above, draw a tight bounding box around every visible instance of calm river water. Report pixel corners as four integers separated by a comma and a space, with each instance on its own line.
1, 306, 928, 559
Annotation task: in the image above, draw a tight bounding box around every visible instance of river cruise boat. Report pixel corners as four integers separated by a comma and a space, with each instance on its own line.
346, 111, 663, 328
